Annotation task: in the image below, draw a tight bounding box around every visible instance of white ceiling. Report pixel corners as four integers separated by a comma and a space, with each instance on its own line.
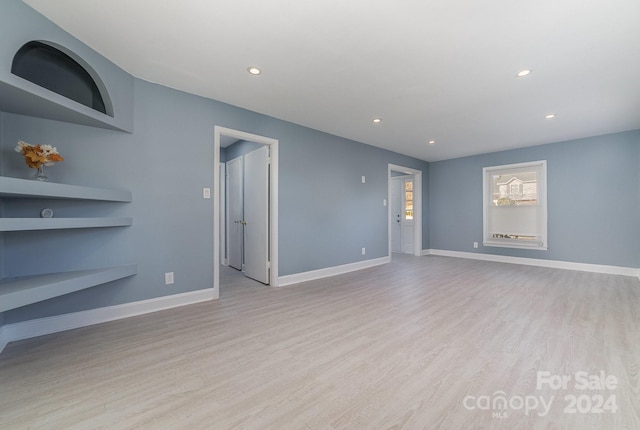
22, 0, 640, 161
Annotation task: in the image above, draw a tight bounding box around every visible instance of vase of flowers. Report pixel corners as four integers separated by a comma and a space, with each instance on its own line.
14, 140, 64, 181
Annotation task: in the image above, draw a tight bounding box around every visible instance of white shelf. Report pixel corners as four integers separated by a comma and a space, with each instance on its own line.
0, 177, 132, 202
0, 265, 137, 312
0, 176, 134, 310
0, 78, 132, 133
0, 217, 132, 232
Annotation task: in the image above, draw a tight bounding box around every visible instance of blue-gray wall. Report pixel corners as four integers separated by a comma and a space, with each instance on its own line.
1, 0, 637, 332
2, 72, 429, 324
429, 130, 640, 268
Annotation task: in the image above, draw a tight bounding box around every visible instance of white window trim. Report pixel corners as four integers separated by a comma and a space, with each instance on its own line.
482, 160, 548, 251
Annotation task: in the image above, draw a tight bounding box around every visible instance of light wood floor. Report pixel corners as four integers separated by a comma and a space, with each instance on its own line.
1, 255, 639, 429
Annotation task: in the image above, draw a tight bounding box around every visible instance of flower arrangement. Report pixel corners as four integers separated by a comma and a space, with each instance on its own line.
15, 140, 64, 168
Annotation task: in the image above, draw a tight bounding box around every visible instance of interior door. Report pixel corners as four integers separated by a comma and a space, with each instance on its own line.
227, 156, 243, 270
243, 145, 270, 284
219, 162, 226, 265
391, 177, 402, 253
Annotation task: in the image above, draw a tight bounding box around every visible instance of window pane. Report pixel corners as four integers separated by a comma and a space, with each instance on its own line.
488, 206, 538, 238
405, 181, 413, 220
492, 171, 537, 206
483, 161, 546, 250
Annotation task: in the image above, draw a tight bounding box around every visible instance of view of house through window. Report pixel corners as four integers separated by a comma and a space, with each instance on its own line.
483, 161, 547, 250
404, 180, 413, 220
491, 170, 537, 240
494, 171, 538, 206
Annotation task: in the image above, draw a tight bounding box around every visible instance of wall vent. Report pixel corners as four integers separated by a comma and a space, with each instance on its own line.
11, 41, 111, 116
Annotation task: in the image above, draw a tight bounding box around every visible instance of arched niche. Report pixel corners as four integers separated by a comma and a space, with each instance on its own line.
11, 41, 113, 117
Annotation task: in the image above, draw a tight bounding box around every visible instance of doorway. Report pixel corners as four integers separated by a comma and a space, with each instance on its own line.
388, 164, 422, 257
213, 126, 279, 298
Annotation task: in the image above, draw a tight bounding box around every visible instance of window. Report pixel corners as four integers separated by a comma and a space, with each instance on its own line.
404, 180, 414, 220
483, 160, 547, 250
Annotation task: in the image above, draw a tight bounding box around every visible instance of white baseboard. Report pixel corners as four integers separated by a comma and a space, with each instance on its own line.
0, 288, 215, 355
278, 256, 391, 287
425, 249, 640, 279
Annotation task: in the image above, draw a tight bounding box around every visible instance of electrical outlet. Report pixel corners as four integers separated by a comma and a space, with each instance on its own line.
362, 247, 366, 255
383, 199, 387, 206
203, 187, 211, 199
361, 176, 366, 183
473, 242, 478, 249
165, 272, 175, 285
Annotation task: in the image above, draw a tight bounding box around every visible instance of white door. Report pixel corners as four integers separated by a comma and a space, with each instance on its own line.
219, 162, 226, 265
243, 146, 270, 284
390, 175, 415, 255
390, 177, 402, 253
227, 156, 243, 270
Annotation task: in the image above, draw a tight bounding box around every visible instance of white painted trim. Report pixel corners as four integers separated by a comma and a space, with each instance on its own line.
278, 256, 391, 287
214, 126, 279, 289
0, 289, 215, 355
426, 249, 640, 279
388, 164, 422, 257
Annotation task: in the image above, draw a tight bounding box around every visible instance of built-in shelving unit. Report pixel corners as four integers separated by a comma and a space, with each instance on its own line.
0, 217, 132, 232
0, 176, 132, 201
0, 265, 137, 313
0, 177, 135, 312
0, 78, 132, 133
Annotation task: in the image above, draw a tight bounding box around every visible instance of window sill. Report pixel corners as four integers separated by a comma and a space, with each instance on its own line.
483, 241, 548, 251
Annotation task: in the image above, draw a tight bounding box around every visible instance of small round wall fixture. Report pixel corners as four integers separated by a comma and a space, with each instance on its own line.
517, 69, 532, 77
372, 118, 382, 123
545, 113, 556, 119
247, 66, 261, 75
40, 208, 54, 218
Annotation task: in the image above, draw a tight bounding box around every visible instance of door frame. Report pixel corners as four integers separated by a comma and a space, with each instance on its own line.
388, 164, 422, 257
214, 126, 279, 297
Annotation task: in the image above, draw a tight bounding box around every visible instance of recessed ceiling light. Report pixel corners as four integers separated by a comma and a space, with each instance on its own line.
545, 114, 556, 119
428, 140, 436, 145
247, 66, 261, 75
372, 118, 382, 123
517, 69, 532, 77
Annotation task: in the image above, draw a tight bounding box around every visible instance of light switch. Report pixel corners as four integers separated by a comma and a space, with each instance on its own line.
361, 176, 366, 183
203, 188, 211, 199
